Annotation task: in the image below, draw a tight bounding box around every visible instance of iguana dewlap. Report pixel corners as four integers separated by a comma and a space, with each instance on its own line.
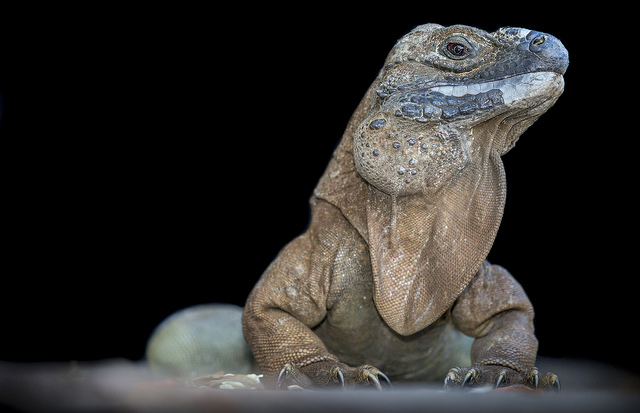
242, 24, 567, 389
147, 23, 568, 390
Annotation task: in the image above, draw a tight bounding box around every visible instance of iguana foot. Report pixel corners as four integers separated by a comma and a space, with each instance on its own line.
277, 361, 392, 390
444, 366, 560, 391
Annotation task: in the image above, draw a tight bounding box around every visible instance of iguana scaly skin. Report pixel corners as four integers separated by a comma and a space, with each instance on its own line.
242, 24, 568, 389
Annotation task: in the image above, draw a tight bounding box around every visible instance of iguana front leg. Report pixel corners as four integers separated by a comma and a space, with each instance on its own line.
447, 261, 559, 390
241, 201, 390, 389
243, 280, 391, 390
243, 302, 390, 389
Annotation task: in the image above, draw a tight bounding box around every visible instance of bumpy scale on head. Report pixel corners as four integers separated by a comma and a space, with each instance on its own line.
354, 116, 468, 196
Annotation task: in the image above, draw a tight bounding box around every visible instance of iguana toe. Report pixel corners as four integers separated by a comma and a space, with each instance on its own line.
444, 366, 560, 391
521, 367, 560, 391
351, 365, 392, 390
539, 371, 561, 391
277, 362, 313, 390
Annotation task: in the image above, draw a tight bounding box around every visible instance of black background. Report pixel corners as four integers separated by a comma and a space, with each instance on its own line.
2, 5, 637, 374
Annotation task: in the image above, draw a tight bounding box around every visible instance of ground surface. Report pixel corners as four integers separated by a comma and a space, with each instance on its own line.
1, 358, 638, 412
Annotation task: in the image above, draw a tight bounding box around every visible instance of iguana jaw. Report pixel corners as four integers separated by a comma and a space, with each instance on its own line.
377, 71, 564, 127
477, 72, 565, 155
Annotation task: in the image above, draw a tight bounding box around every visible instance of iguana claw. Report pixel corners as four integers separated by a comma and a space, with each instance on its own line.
356, 365, 392, 390
330, 366, 345, 388
523, 366, 540, 389
277, 362, 312, 390
522, 367, 560, 391
541, 372, 561, 391
462, 367, 480, 387
494, 369, 508, 388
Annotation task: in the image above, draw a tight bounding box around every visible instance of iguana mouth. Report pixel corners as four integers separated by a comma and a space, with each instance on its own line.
376, 72, 561, 122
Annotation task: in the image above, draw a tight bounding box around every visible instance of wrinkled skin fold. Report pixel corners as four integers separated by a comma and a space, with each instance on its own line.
243, 23, 568, 390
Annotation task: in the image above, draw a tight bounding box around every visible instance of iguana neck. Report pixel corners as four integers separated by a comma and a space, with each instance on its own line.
365, 141, 505, 335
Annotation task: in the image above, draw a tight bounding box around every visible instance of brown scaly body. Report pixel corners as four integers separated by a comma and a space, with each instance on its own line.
242, 24, 568, 389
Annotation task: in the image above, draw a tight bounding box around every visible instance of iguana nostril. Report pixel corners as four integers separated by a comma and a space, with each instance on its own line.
528, 32, 553, 53
532, 35, 546, 46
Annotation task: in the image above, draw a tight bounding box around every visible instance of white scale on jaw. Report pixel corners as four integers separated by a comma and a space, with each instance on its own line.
429, 72, 556, 105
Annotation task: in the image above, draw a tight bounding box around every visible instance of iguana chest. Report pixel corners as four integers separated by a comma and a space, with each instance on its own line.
312, 238, 471, 381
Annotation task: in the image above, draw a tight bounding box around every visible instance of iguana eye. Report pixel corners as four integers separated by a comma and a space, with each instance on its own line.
447, 43, 467, 57
441, 36, 474, 60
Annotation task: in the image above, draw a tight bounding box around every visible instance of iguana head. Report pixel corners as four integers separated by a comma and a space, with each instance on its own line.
354, 24, 568, 197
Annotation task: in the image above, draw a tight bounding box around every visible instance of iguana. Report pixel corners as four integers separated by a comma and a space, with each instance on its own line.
147, 23, 568, 390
